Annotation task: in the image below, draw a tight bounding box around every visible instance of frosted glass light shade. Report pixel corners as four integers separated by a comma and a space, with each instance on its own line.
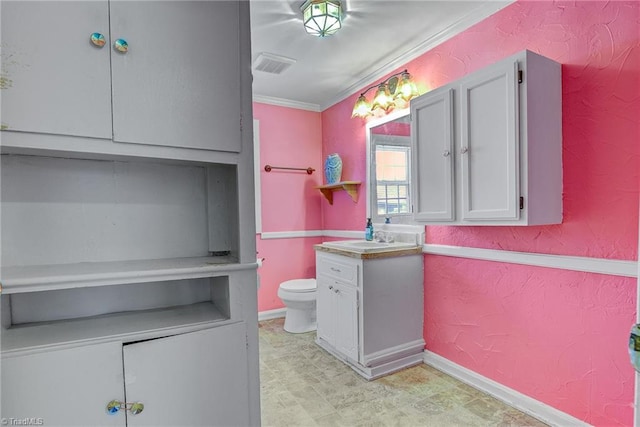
351, 94, 372, 118
371, 84, 394, 112
302, 0, 343, 37
395, 72, 419, 102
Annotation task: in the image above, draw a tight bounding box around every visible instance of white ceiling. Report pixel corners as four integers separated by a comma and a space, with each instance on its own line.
249, 0, 513, 111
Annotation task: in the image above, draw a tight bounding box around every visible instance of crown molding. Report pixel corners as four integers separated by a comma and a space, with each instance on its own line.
251, 2, 513, 113
252, 95, 321, 112
319, 1, 514, 111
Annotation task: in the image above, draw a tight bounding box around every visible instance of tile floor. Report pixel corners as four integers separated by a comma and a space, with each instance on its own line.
259, 318, 549, 427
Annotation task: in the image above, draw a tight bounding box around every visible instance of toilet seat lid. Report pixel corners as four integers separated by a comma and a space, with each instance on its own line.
280, 278, 316, 293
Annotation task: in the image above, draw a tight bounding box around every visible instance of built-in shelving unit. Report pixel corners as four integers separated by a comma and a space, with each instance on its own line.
316, 181, 361, 205
0, 1, 260, 424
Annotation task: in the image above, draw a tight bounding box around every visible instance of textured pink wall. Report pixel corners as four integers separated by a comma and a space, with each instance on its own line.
419, 1, 640, 260
321, 101, 368, 229
320, 1, 639, 425
253, 103, 324, 232
253, 103, 323, 311
425, 256, 636, 426
256, 236, 321, 312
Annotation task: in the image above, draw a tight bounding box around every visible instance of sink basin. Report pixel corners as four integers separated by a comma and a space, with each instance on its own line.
321, 240, 418, 253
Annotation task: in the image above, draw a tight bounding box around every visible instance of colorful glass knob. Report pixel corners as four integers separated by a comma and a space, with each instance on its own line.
114, 39, 128, 53
90, 32, 106, 48
106, 400, 121, 414
129, 402, 144, 415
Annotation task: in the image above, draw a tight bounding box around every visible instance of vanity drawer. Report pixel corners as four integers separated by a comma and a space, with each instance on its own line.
316, 254, 358, 284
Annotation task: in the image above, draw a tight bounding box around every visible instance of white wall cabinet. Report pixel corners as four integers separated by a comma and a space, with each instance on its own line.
411, 50, 562, 225
122, 324, 250, 427
1, 1, 112, 139
2, 324, 249, 427
1, 1, 259, 425
315, 250, 424, 380
1, 0, 241, 153
2, 342, 124, 427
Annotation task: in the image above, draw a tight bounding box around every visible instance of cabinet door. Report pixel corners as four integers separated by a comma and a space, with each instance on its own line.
122, 323, 250, 427
110, 1, 241, 152
0, 1, 112, 138
334, 282, 359, 362
316, 275, 335, 345
411, 87, 455, 221
460, 61, 520, 220
1, 342, 125, 426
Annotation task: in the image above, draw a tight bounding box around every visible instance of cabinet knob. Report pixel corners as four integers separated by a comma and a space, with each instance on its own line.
114, 38, 129, 53
330, 267, 341, 273
334, 289, 340, 294
106, 400, 144, 416
442, 150, 450, 157
129, 402, 145, 415
90, 32, 106, 48
460, 147, 469, 154
106, 400, 121, 415
328, 285, 334, 290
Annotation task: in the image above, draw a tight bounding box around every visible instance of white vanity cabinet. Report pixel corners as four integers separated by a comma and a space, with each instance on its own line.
1, 0, 242, 153
411, 50, 562, 225
315, 249, 424, 380
316, 256, 359, 362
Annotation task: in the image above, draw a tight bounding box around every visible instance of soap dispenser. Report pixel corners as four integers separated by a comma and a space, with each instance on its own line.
365, 218, 374, 241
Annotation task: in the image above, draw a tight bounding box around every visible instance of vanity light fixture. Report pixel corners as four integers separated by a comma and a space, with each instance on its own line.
301, 0, 343, 37
351, 69, 420, 118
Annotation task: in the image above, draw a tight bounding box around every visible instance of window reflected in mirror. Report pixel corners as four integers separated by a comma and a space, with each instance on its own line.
375, 144, 410, 215
366, 111, 411, 223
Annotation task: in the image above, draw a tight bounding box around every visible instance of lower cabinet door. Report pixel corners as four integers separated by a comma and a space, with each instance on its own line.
123, 322, 249, 427
334, 282, 358, 361
316, 275, 335, 345
1, 342, 125, 426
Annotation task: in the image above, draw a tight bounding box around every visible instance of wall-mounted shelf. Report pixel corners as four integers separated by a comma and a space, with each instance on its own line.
316, 181, 361, 205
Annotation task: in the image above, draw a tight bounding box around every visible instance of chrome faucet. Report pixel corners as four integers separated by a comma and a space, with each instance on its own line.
374, 230, 394, 243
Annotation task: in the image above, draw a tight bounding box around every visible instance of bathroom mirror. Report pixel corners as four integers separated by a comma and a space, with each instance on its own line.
366, 109, 412, 224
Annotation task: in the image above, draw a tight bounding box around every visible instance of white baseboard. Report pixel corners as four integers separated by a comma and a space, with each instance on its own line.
423, 351, 590, 427
363, 339, 425, 367
258, 308, 286, 321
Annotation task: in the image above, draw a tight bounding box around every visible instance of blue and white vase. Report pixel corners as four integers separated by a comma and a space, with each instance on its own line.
324, 153, 343, 184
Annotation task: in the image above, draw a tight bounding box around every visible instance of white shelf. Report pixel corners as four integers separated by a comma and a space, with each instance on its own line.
2, 302, 230, 354
0, 256, 252, 294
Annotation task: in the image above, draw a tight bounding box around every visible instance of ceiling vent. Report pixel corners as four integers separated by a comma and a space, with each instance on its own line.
253, 53, 296, 75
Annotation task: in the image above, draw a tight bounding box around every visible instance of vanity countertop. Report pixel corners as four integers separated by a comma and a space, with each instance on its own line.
314, 240, 422, 259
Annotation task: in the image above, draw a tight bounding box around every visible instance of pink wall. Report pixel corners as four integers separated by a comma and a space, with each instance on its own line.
320, 1, 639, 425
253, 103, 323, 312
426, 256, 636, 426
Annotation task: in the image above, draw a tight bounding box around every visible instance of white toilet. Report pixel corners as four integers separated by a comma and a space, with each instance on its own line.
277, 278, 317, 333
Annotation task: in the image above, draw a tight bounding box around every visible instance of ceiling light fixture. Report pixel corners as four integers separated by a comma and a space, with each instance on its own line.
351, 69, 420, 119
301, 0, 343, 37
